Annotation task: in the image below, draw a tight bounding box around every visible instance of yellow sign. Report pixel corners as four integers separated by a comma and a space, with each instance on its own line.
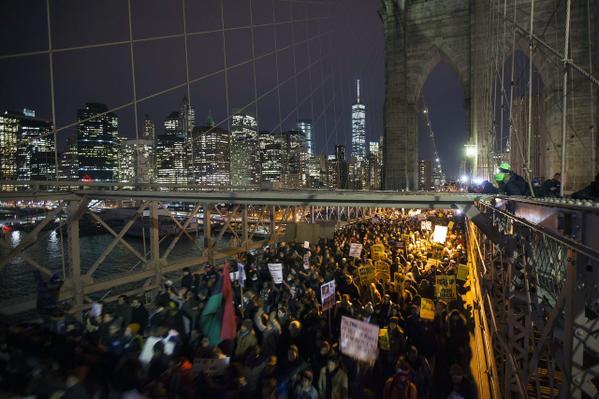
357, 265, 375, 285
426, 258, 441, 269
448, 221, 455, 231
374, 260, 391, 281
371, 244, 386, 261
420, 298, 435, 320
435, 275, 457, 300
393, 272, 404, 294
379, 328, 390, 351
457, 264, 469, 281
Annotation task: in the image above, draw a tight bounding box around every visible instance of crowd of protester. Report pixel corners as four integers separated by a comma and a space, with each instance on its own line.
0, 210, 477, 399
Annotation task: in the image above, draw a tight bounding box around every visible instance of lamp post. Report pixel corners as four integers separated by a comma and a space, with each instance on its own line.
463, 144, 477, 186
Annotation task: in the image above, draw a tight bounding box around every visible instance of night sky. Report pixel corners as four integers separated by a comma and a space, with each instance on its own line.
1, 1, 597, 179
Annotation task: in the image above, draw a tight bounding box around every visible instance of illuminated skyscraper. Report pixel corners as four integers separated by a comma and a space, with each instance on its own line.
231, 111, 260, 190
418, 159, 433, 191
156, 111, 189, 185
0, 109, 55, 183
193, 116, 231, 190
351, 80, 366, 160
77, 103, 119, 182
296, 120, 313, 156
143, 115, 155, 140
367, 140, 382, 190
58, 138, 79, 181
115, 138, 135, 184
326, 145, 348, 189
280, 130, 307, 189
259, 131, 283, 187
0, 111, 19, 183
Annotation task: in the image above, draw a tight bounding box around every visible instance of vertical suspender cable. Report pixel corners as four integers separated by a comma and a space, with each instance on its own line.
46, 0, 58, 180
181, 0, 194, 182
560, 0, 572, 196
249, 0, 259, 129
587, 0, 597, 173
526, 0, 536, 195
220, 1, 231, 133
507, 0, 517, 155
499, 0, 507, 154
127, 0, 140, 185
272, 0, 283, 133
46, 0, 67, 278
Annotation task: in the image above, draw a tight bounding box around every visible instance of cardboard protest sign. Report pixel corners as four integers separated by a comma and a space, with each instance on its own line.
268, 263, 283, 284
379, 328, 391, 351
303, 241, 310, 249
349, 243, 363, 258
435, 275, 457, 300
457, 264, 469, 281
357, 265, 375, 285
320, 280, 336, 311
303, 252, 311, 270
340, 316, 380, 363
433, 225, 448, 243
374, 260, 391, 281
193, 357, 230, 376
420, 221, 432, 231
448, 221, 455, 231
420, 298, 435, 320
371, 244, 386, 261
426, 258, 441, 269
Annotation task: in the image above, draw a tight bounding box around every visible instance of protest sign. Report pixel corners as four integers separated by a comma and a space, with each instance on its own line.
268, 263, 283, 284
349, 243, 363, 258
435, 275, 457, 300
420, 220, 432, 231
193, 357, 230, 376
303, 241, 310, 249
379, 328, 390, 351
357, 265, 375, 285
420, 298, 435, 320
371, 244, 386, 260
457, 264, 469, 281
340, 316, 380, 363
320, 280, 336, 311
374, 260, 391, 281
433, 225, 448, 243
426, 258, 441, 269
303, 252, 311, 270
448, 221, 455, 231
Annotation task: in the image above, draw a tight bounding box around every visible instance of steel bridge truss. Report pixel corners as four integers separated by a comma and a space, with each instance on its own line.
0, 191, 409, 316
469, 200, 599, 398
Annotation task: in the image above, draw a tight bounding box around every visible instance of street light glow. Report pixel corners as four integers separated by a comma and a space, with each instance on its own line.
464, 144, 477, 158
460, 175, 469, 183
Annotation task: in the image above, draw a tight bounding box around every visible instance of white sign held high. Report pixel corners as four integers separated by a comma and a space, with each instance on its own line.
340, 316, 379, 363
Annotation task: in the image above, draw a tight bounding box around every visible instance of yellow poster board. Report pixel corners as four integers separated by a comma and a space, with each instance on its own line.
374, 260, 391, 281
371, 244, 386, 261
435, 275, 457, 300
448, 221, 455, 231
357, 265, 375, 285
379, 328, 390, 351
456, 264, 469, 281
420, 298, 435, 320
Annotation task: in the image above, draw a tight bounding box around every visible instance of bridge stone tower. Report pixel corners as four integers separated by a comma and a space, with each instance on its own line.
382, 0, 596, 191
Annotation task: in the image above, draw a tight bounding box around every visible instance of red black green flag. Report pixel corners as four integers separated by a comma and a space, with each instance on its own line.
200, 262, 237, 345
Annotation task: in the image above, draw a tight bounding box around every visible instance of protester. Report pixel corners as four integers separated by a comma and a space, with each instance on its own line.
538, 173, 561, 197
571, 173, 599, 200
495, 163, 532, 196
1, 209, 476, 399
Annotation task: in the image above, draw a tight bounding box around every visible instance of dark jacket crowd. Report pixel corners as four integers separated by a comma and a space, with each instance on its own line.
0, 210, 476, 399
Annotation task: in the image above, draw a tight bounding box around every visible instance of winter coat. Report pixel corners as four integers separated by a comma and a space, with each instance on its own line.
318, 367, 348, 399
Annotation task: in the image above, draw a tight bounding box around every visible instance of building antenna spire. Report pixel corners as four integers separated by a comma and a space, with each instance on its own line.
356, 79, 360, 103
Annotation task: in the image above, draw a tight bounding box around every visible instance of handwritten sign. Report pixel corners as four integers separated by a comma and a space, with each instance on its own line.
320, 280, 336, 311
420, 220, 432, 231
357, 265, 375, 285
268, 263, 283, 284
457, 264, 469, 281
433, 225, 448, 243
340, 316, 380, 363
435, 275, 457, 300
420, 298, 435, 320
304, 241, 310, 249
426, 258, 441, 269
374, 260, 391, 281
371, 244, 386, 261
349, 243, 363, 258
303, 252, 311, 270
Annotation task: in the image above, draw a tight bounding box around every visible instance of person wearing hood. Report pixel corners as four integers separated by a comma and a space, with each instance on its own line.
235, 319, 258, 361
